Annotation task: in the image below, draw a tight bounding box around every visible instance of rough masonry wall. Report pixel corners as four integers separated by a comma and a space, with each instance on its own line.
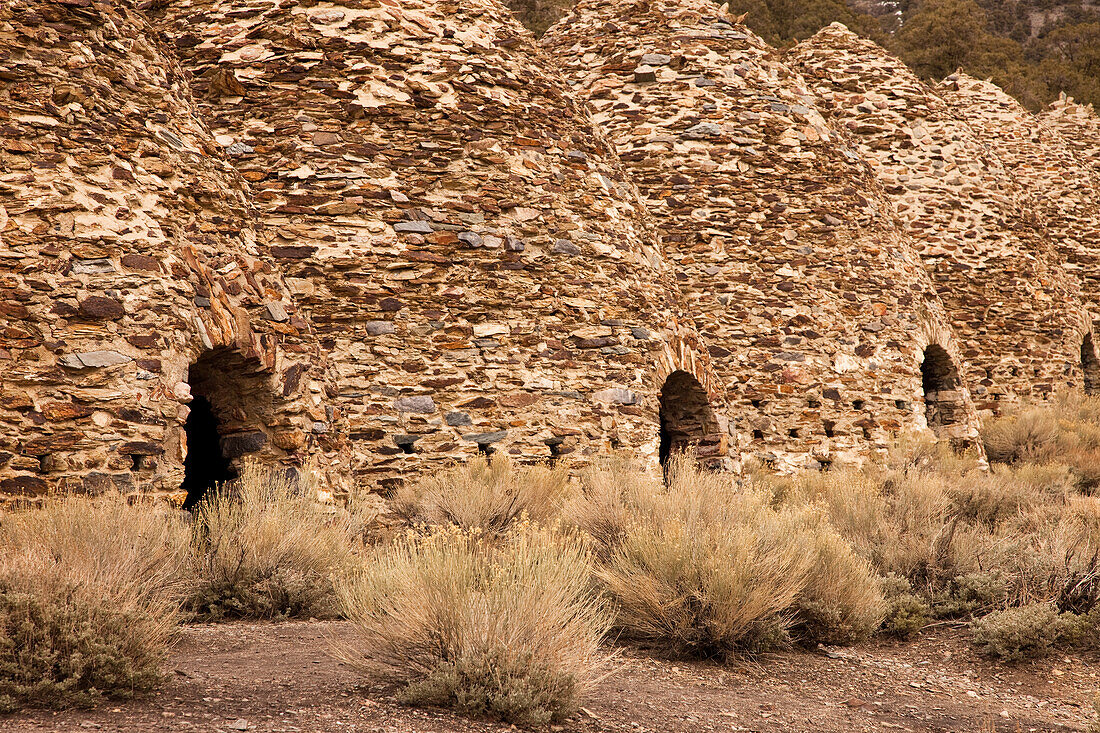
937, 74, 1100, 347
788, 25, 1090, 415
543, 0, 980, 470
0, 0, 338, 502
1041, 97, 1100, 208
154, 0, 729, 490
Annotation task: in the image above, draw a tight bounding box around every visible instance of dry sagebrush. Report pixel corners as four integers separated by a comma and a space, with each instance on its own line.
391, 455, 571, 534
569, 457, 884, 657
0, 495, 188, 711
186, 462, 362, 620
334, 523, 609, 726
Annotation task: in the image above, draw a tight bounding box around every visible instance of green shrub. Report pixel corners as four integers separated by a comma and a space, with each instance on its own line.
933, 572, 1007, 619
970, 603, 1069, 661
186, 463, 360, 620
0, 495, 187, 711
334, 523, 608, 727
880, 575, 932, 639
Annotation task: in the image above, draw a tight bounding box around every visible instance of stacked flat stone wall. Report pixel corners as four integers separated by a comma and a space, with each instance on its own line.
1041, 98, 1100, 218
543, 0, 980, 469
788, 25, 1090, 415
937, 73, 1100, 365
154, 0, 729, 490
0, 0, 339, 503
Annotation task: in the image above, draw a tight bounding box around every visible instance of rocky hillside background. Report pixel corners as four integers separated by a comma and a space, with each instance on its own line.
508, 0, 1100, 110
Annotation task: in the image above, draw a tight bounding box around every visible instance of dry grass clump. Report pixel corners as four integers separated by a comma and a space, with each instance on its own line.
185, 463, 361, 620
0, 494, 188, 711
982, 393, 1100, 492
334, 523, 609, 727
569, 457, 884, 657
392, 455, 572, 534
758, 409, 1100, 655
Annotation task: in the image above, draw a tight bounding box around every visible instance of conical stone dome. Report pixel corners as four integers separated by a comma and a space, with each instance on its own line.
153, 0, 729, 488
1041, 96, 1100, 180
788, 25, 1090, 414
543, 0, 979, 469
936, 73, 1100, 388
0, 0, 338, 502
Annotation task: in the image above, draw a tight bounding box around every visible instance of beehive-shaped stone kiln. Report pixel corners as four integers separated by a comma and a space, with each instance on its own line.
543, 0, 980, 469
788, 25, 1091, 415
153, 0, 729, 489
0, 0, 338, 504
936, 73, 1100, 391
1042, 97, 1100, 180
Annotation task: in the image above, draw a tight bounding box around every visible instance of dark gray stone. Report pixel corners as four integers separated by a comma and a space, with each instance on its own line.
551, 239, 581, 255
445, 411, 472, 426
463, 430, 507, 445
458, 231, 483, 247
221, 431, 268, 458
683, 122, 723, 139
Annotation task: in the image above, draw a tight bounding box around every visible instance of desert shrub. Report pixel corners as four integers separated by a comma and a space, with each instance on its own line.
969, 601, 1099, 662
334, 523, 608, 727
880, 576, 932, 639
932, 572, 1007, 618
185, 463, 360, 620
765, 465, 963, 585
578, 457, 883, 657
982, 395, 1100, 492
392, 455, 572, 534
982, 408, 1061, 464
562, 457, 653, 557
793, 522, 886, 644
0, 495, 187, 711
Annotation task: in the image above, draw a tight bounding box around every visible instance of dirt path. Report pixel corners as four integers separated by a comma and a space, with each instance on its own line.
5, 621, 1097, 732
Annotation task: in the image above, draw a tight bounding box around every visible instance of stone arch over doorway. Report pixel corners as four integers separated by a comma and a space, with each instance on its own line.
181, 348, 281, 509
1081, 332, 1099, 395
658, 370, 722, 470
921, 344, 967, 437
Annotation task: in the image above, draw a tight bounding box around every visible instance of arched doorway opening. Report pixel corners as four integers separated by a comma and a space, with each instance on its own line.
1081, 333, 1099, 395
658, 371, 721, 471
921, 345, 964, 436
181, 348, 273, 509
